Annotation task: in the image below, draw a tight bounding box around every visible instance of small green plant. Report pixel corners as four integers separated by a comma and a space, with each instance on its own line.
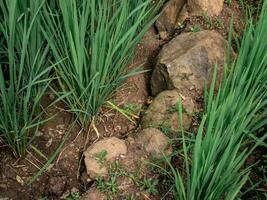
139, 177, 158, 195
94, 150, 108, 164
123, 103, 142, 116
96, 176, 119, 194
167, 105, 178, 114
177, 22, 186, 32
214, 18, 224, 29
158, 123, 172, 137
125, 195, 136, 200
225, 0, 232, 6
202, 12, 224, 30
189, 25, 201, 32
64, 192, 79, 200
109, 160, 126, 177
202, 12, 213, 29
96, 160, 125, 194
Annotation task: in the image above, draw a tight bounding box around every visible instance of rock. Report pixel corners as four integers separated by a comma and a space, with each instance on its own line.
142, 90, 195, 131
136, 128, 172, 158
80, 187, 106, 200
83, 137, 127, 179
48, 176, 67, 196
155, 0, 186, 39
151, 30, 228, 96
188, 0, 224, 16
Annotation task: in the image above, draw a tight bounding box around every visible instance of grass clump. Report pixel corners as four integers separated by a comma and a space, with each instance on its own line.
42, 0, 161, 129
0, 0, 52, 157
167, 2, 267, 199
0, 0, 162, 156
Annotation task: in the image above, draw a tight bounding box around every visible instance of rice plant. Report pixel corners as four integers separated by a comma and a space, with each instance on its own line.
42, 0, 162, 129
0, 0, 52, 157
168, 2, 267, 199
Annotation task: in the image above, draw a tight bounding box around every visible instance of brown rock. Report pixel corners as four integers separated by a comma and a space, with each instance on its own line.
188, 0, 224, 16
151, 30, 228, 96
155, 0, 186, 39
83, 137, 127, 179
141, 90, 195, 131
136, 128, 172, 158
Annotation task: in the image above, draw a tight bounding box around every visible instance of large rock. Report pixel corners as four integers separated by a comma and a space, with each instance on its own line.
155, 0, 186, 39
141, 90, 195, 132
151, 30, 228, 96
188, 0, 224, 16
136, 128, 173, 158
83, 137, 127, 179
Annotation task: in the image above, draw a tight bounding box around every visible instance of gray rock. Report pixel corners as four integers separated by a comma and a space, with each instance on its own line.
83, 137, 127, 179
188, 0, 224, 16
141, 90, 195, 132
151, 30, 228, 96
136, 128, 173, 158
155, 0, 186, 39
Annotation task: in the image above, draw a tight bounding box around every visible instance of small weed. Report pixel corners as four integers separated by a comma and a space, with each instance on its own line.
139, 177, 158, 195
177, 22, 186, 32
167, 105, 178, 114
189, 25, 201, 32
125, 195, 136, 200
214, 18, 224, 29
158, 123, 172, 137
202, 12, 225, 30
96, 160, 125, 195
202, 12, 213, 29
123, 103, 142, 115
225, 0, 232, 6
94, 150, 108, 164
96, 176, 119, 194
109, 160, 126, 177
64, 192, 79, 200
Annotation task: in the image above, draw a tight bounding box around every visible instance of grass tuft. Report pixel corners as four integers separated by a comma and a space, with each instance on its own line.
42, 0, 162, 129
169, 2, 267, 199
0, 0, 53, 157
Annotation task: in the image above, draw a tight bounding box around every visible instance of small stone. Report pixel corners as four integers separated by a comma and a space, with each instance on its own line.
155, 0, 186, 39
188, 0, 224, 16
141, 90, 195, 131
136, 128, 173, 158
83, 137, 127, 179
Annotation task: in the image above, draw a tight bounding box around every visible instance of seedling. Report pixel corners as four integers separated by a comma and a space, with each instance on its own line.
225, 0, 232, 6
158, 123, 172, 137
189, 25, 201, 32
109, 160, 126, 177
64, 192, 79, 200
96, 176, 119, 194
139, 177, 158, 195
94, 150, 108, 164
